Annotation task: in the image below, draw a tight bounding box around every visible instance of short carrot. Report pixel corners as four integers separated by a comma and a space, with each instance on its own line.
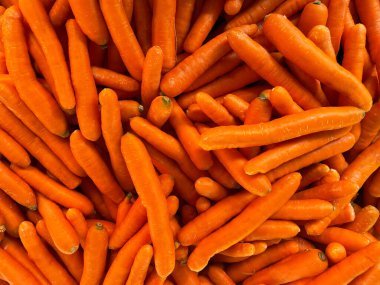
344, 205, 380, 232
297, 1, 328, 35
220, 243, 256, 258
325, 242, 347, 263
195, 197, 211, 213
299, 163, 330, 189
243, 92, 272, 125
147, 95, 172, 128
268, 86, 303, 115
207, 265, 235, 285
126, 244, 153, 285
92, 66, 140, 93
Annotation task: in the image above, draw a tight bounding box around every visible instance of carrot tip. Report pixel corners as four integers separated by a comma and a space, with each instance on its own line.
69, 245, 79, 254
60, 129, 70, 138
162, 96, 172, 106
138, 105, 144, 113
126, 192, 133, 200
313, 0, 321, 4
95, 223, 104, 230
258, 93, 269, 100
28, 205, 38, 211
318, 251, 327, 261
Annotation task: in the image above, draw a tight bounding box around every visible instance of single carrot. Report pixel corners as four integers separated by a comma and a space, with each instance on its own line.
99, 0, 144, 80
299, 163, 330, 189
274, 0, 315, 17
141, 46, 163, 107
324, 154, 348, 174
2, 6, 68, 136
294, 181, 358, 201
200, 107, 363, 150
126, 244, 154, 285
268, 86, 303, 115
244, 220, 300, 241
326, 0, 350, 54
222, 93, 250, 122
121, 133, 175, 277
0, 190, 24, 237
115, 194, 132, 226
19, 221, 77, 285
147, 95, 172, 128
92, 66, 140, 93
243, 92, 272, 125
175, 244, 189, 262
48, 0, 70, 27
245, 128, 349, 175
70, 130, 125, 203
80, 223, 108, 285
207, 158, 240, 189
186, 103, 209, 122
195, 177, 229, 201
224, 0, 244, 15
330, 203, 355, 225
315, 168, 340, 185
272, 199, 334, 220
171, 261, 201, 285
220, 243, 256, 258
67, 19, 101, 141
195, 197, 211, 213
175, 0, 196, 51
184, 0, 224, 53
65, 208, 88, 247
187, 172, 301, 272
344, 205, 380, 232
325, 242, 347, 263
310, 241, 380, 284
225, 0, 285, 29
307, 25, 336, 60
0, 129, 30, 167
207, 265, 235, 285
119, 100, 143, 123
297, 1, 328, 35
263, 14, 373, 111
19, 0, 76, 112
133, 0, 152, 53
351, 262, 380, 285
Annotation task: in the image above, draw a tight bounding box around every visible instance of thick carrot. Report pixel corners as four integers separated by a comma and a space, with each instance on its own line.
225, 0, 285, 29
68, 0, 109, 46
171, 261, 201, 285
351, 262, 380, 285
67, 19, 101, 141
92, 66, 140, 93
19, 221, 77, 285
19, 0, 76, 112
175, 0, 196, 51
99, 0, 144, 80
133, 0, 152, 53
48, 0, 70, 27
310, 241, 380, 284
121, 133, 175, 277
200, 106, 363, 150
224, 0, 244, 15
187, 172, 301, 272
269, 86, 303, 115
2, 6, 68, 136
263, 14, 373, 111
222, 93, 250, 122
161, 24, 258, 97
195, 177, 229, 201
0, 129, 30, 167
126, 244, 153, 285
243, 92, 272, 125
244, 220, 300, 241
207, 265, 235, 285
184, 0, 224, 53
272, 199, 334, 220
325, 242, 347, 263
297, 1, 328, 35
70, 130, 125, 203
141, 46, 163, 107
326, 0, 350, 54
274, 0, 315, 17
80, 223, 108, 285
147, 95, 172, 128
152, 0, 176, 69
228, 30, 321, 110
344, 205, 379, 232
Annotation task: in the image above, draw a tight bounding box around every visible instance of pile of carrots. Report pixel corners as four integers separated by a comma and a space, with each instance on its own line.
0, 0, 380, 284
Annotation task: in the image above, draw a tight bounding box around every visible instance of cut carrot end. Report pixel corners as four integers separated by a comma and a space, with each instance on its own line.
318, 251, 327, 262
162, 96, 172, 106
138, 105, 144, 113
28, 205, 38, 211
69, 245, 79, 254
95, 223, 104, 231
60, 129, 70, 138
313, 0, 322, 4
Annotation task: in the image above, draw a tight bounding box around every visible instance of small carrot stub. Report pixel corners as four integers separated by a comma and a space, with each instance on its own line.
325, 242, 347, 264
147, 95, 172, 128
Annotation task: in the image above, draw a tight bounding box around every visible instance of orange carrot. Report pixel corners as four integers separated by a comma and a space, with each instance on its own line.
195, 197, 211, 213
65, 208, 88, 246
272, 199, 334, 220
307, 25, 336, 60
119, 100, 143, 123
126, 244, 154, 285
49, 0, 71, 27
99, 0, 144, 80
208, 158, 240, 189
297, 1, 328, 35
175, 0, 196, 51
0, 190, 24, 237
147, 95, 172, 128
195, 177, 229, 201
326, 0, 350, 54
184, 0, 224, 53
351, 262, 380, 285
220, 243, 256, 257
269, 86, 303, 115
224, 0, 244, 15
171, 261, 201, 285
70, 130, 125, 203
0, 129, 30, 167
325, 242, 347, 264
315, 168, 340, 185
243, 92, 272, 125
19, 0, 76, 112
299, 163, 330, 188
67, 19, 101, 141
133, 0, 152, 53
344, 205, 380, 232
274, 0, 315, 17
244, 220, 300, 241
222, 93, 250, 122
92, 66, 140, 93
263, 14, 373, 111
207, 265, 235, 285
115, 194, 132, 226
324, 154, 349, 174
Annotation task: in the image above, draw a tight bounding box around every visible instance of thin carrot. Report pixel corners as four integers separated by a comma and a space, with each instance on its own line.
19, 221, 77, 285
184, 0, 224, 53
299, 163, 330, 189
92, 66, 140, 93
0, 129, 30, 167
67, 19, 101, 142
133, 0, 152, 53
244, 127, 350, 175
2, 6, 68, 136
195, 177, 229, 201
19, 0, 76, 112
141, 46, 163, 107
147, 95, 172, 128
175, 0, 196, 51
70, 130, 125, 203
48, 0, 71, 27
126, 244, 154, 285
187, 172, 301, 272
99, 0, 144, 80
344, 205, 380, 232
171, 261, 201, 285
272, 199, 334, 220
268, 86, 303, 115
115, 194, 132, 226
263, 14, 372, 111
121, 133, 175, 277
297, 1, 328, 35
80, 223, 108, 285
326, 0, 350, 54
222, 93, 249, 122
274, 0, 315, 17
102, 194, 118, 221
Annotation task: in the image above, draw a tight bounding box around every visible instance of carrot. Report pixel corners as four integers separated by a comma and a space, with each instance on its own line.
171, 261, 200, 285
80, 223, 108, 285
19, 0, 76, 112
200, 107, 363, 150
195, 197, 211, 213
245, 128, 350, 175
68, 0, 108, 46
147, 95, 172, 128
244, 220, 300, 241
67, 19, 101, 142
344, 205, 380, 232
0, 129, 30, 167
161, 24, 258, 97
48, 0, 71, 27
121, 133, 175, 277
299, 163, 330, 189
115, 194, 132, 226
0, 247, 40, 285
220, 243, 256, 258
354, 0, 380, 62
207, 265, 235, 285
65, 208, 88, 247
224, 0, 244, 15
325, 242, 347, 263
274, 0, 315, 17
272, 199, 334, 220
70, 130, 125, 203
208, 158, 239, 189
141, 46, 163, 107
268, 86, 303, 115
184, 0, 224, 53
228, 30, 321, 110
133, 0, 152, 53
351, 262, 380, 285
226, 240, 302, 282
297, 1, 328, 35
99, 0, 144, 80
2, 6, 68, 136
315, 168, 340, 185
0, 84, 84, 177
186, 103, 209, 122
310, 241, 380, 284
175, 0, 196, 51
263, 14, 373, 111
19, 221, 77, 285
145, 270, 165, 285
222, 93, 250, 122
102, 194, 118, 221
225, 0, 285, 29
92, 66, 140, 93
326, 0, 350, 54
187, 172, 301, 272
330, 203, 355, 225
243, 92, 272, 126
324, 154, 348, 175
307, 25, 336, 61
195, 177, 229, 201
126, 244, 153, 285
178, 191, 254, 246
119, 100, 143, 123
0, 190, 24, 237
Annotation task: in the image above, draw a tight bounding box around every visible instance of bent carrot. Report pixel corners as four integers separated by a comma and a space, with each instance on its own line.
325, 242, 347, 263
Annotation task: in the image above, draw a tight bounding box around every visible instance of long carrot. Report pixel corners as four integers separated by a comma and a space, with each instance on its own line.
207, 264, 235, 285
92, 66, 140, 93
297, 1, 328, 35
0, 190, 24, 237
126, 244, 154, 285
263, 14, 373, 111
187, 172, 301, 272
121, 133, 175, 277
19, 0, 76, 112
133, 0, 152, 53
272, 199, 334, 220
2, 6, 68, 136
175, 0, 196, 51
99, 0, 144, 80
244, 220, 300, 241
67, 19, 101, 142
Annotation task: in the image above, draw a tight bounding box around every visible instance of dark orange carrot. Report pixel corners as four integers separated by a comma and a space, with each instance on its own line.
186, 103, 209, 122
269, 86, 303, 115
92, 66, 140, 93
147, 95, 172, 128
126, 244, 154, 285
207, 264, 235, 285
119, 100, 143, 123
171, 261, 201, 285
274, 0, 315, 17
195, 176, 229, 201
49, 0, 71, 27
106, 39, 127, 73
115, 194, 132, 226
0, 190, 24, 237
175, 0, 196, 51
224, 0, 244, 15
326, 0, 350, 54
244, 220, 300, 241
297, 1, 328, 35
344, 205, 380, 232
195, 196, 211, 213
0, 128, 30, 167
208, 157, 239, 189
133, 0, 152, 53
324, 154, 349, 174
351, 262, 380, 285
65, 208, 88, 247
